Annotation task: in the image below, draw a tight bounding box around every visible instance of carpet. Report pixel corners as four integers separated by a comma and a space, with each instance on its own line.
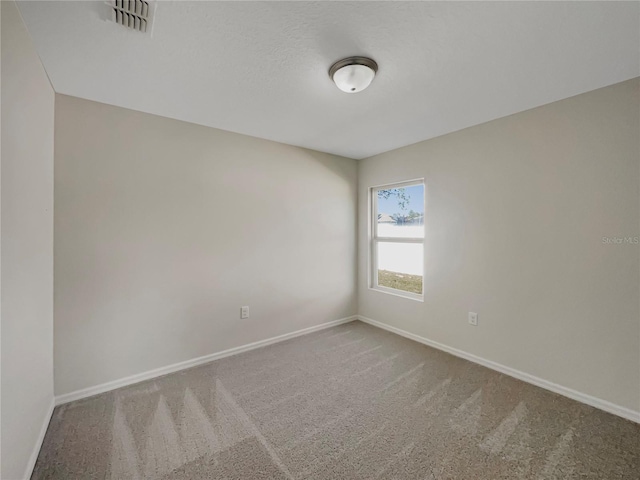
32, 321, 639, 479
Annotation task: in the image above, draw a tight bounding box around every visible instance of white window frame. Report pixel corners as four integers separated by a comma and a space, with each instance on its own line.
370, 179, 425, 301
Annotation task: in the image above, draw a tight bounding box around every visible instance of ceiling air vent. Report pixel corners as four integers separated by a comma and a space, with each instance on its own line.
110, 0, 152, 33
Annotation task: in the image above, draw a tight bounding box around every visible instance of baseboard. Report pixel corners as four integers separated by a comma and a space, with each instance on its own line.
55, 315, 357, 406
54, 313, 639, 423
23, 397, 55, 480
357, 315, 640, 424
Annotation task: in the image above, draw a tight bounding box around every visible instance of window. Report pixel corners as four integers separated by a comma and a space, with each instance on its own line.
370, 180, 425, 300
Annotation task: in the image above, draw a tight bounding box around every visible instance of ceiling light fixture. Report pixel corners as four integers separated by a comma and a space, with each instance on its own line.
329, 56, 378, 93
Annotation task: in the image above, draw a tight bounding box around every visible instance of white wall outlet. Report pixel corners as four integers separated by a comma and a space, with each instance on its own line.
241, 306, 249, 319
468, 312, 478, 326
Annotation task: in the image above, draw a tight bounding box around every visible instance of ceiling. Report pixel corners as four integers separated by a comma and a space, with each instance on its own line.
17, 1, 640, 159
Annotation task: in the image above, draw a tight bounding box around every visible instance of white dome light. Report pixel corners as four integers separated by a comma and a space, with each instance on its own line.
329, 57, 378, 93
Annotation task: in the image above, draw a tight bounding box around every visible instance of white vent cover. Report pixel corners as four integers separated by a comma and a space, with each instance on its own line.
109, 0, 152, 33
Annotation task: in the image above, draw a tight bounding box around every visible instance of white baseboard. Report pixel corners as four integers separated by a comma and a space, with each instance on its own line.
55, 315, 357, 406
54, 312, 640, 424
357, 315, 640, 424
23, 397, 55, 480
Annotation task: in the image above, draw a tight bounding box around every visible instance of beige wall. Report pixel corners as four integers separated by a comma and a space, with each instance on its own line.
358, 78, 640, 412
1, 1, 55, 478
54, 95, 357, 396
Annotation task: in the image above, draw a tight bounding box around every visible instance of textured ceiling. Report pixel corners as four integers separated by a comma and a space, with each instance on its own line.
17, 1, 640, 159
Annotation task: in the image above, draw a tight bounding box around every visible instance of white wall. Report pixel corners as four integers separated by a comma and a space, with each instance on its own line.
54, 95, 357, 396
358, 78, 640, 413
1, 1, 55, 478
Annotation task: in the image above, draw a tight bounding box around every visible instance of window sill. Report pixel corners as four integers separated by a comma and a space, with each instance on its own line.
369, 286, 424, 302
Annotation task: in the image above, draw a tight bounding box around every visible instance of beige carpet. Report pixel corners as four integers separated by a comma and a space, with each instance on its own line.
33, 321, 639, 479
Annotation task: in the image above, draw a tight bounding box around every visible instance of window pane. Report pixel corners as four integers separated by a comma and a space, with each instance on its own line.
376, 184, 424, 238
376, 242, 423, 294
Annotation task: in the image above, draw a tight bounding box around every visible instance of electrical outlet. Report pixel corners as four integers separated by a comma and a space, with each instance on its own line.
468, 312, 478, 326
241, 306, 249, 319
